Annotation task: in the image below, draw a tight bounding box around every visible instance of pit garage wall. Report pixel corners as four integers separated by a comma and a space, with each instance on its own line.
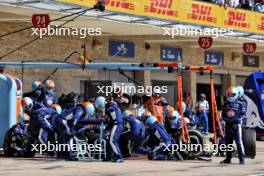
0, 22, 263, 100
0, 22, 98, 97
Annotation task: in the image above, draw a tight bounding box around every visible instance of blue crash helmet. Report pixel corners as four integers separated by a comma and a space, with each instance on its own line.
94, 96, 106, 110
18, 113, 30, 127
145, 115, 158, 125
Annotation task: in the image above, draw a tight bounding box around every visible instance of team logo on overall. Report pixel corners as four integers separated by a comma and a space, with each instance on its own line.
227, 110, 235, 118
47, 99, 53, 105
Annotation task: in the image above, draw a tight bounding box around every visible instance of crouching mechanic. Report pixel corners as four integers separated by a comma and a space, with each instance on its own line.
143, 111, 183, 161
27, 104, 61, 150
119, 110, 150, 157
105, 97, 124, 162
53, 102, 94, 160
64, 102, 95, 137
3, 113, 33, 157
221, 87, 245, 164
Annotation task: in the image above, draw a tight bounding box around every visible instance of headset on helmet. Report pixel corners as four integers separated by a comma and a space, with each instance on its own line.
94, 96, 106, 110
22, 97, 33, 111
52, 104, 62, 115
44, 80, 55, 91
236, 86, 244, 98
82, 102, 95, 116
226, 87, 239, 102
18, 113, 30, 127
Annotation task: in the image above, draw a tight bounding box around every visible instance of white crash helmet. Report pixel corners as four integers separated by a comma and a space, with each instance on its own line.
226, 87, 239, 102
21, 97, 33, 111
169, 110, 181, 121
82, 102, 95, 116
44, 80, 55, 92
52, 104, 62, 115
236, 86, 244, 98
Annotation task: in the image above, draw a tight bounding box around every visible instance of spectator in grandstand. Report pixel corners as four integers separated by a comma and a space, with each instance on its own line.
240, 0, 255, 10
228, 0, 240, 7
214, 0, 240, 8
207, 0, 258, 11
212, 0, 227, 7
255, 0, 264, 12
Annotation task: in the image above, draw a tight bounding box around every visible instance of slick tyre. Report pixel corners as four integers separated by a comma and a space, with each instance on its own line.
242, 127, 256, 159
177, 130, 204, 159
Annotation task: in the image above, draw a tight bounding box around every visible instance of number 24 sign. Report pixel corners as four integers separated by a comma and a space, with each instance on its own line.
198, 37, 213, 50
32, 14, 50, 28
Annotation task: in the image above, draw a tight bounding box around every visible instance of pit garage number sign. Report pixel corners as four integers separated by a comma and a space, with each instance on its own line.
32, 14, 50, 28
243, 43, 257, 54
243, 55, 259, 67
160, 46, 182, 61
204, 51, 224, 65
109, 40, 135, 58
198, 37, 213, 50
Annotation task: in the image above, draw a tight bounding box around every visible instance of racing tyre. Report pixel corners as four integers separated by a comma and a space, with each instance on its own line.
177, 130, 204, 159
242, 127, 256, 159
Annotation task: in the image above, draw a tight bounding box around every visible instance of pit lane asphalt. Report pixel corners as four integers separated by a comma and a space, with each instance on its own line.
0, 141, 264, 176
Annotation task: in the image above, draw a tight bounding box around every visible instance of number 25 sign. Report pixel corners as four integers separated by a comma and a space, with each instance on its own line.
198, 37, 213, 50
243, 43, 256, 54
32, 14, 50, 28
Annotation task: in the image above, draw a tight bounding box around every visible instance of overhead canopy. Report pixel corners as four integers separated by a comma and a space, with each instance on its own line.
0, 61, 216, 72
0, 61, 170, 71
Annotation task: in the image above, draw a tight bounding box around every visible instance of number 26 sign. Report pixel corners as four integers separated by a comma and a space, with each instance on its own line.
32, 14, 50, 28
198, 37, 213, 50
243, 43, 256, 54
